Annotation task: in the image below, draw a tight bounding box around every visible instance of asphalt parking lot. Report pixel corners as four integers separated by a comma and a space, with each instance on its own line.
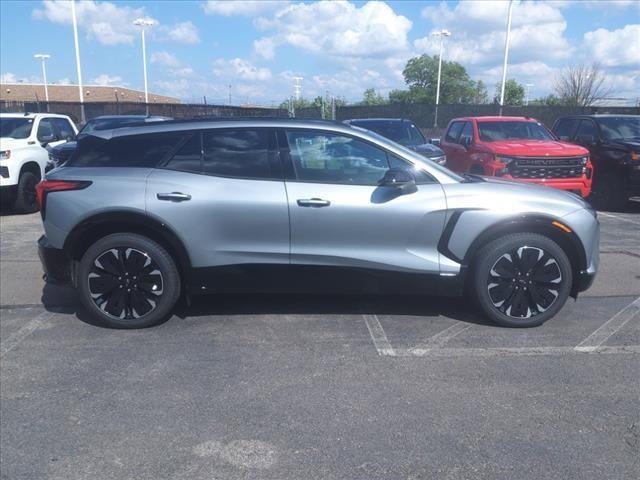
1, 201, 639, 480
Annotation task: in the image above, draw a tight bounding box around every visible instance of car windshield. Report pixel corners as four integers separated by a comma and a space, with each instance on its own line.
0, 117, 34, 139
351, 121, 426, 146
78, 117, 146, 136
596, 116, 640, 141
477, 121, 554, 142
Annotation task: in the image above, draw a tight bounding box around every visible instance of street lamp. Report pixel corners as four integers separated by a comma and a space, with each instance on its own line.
499, 0, 514, 115
70, 0, 85, 123
525, 83, 534, 106
432, 29, 451, 128
133, 18, 156, 115
34, 54, 50, 103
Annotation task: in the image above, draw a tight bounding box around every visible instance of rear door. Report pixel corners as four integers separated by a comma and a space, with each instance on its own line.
440, 121, 467, 172
280, 128, 447, 274
146, 128, 290, 269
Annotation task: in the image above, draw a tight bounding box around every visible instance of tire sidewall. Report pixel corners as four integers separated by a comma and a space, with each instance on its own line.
78, 233, 180, 328
15, 171, 39, 214
473, 233, 572, 328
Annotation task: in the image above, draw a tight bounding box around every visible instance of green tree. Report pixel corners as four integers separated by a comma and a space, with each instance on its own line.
529, 94, 561, 106
390, 54, 476, 104
360, 88, 386, 105
494, 79, 525, 106
475, 80, 489, 104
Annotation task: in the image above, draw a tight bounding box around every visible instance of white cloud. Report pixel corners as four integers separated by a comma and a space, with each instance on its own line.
151, 51, 195, 78
254, 1, 412, 59
213, 58, 272, 81
56, 78, 73, 85
91, 74, 125, 86
253, 37, 278, 60
1, 73, 18, 83
583, 24, 640, 67
203, 1, 287, 17
161, 21, 200, 44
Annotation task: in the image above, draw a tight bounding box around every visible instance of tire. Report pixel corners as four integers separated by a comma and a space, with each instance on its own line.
589, 172, 627, 211
77, 233, 181, 328
472, 233, 572, 328
14, 171, 39, 214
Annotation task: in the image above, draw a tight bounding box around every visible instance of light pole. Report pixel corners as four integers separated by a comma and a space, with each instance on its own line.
34, 54, 50, 104
293, 76, 303, 101
499, 0, 514, 116
432, 29, 451, 128
133, 18, 155, 115
525, 83, 534, 106
70, 0, 85, 123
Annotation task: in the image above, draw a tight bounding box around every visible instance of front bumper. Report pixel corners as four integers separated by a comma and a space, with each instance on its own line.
499, 175, 592, 198
575, 270, 596, 293
38, 235, 73, 286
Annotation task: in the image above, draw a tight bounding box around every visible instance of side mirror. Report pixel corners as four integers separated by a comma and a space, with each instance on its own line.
39, 134, 55, 147
65, 134, 76, 142
576, 134, 596, 145
380, 169, 417, 194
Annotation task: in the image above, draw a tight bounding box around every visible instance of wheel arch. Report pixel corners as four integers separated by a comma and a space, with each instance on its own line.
19, 161, 43, 180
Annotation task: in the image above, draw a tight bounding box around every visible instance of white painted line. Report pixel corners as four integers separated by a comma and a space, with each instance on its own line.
0, 310, 55, 358
598, 212, 640, 226
394, 345, 640, 358
574, 297, 640, 352
410, 322, 472, 355
362, 314, 396, 357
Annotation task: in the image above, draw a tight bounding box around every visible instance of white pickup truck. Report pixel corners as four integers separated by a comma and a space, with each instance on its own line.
0, 113, 78, 213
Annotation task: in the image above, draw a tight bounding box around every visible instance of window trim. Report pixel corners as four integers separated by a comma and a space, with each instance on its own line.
279, 127, 438, 186
458, 121, 474, 145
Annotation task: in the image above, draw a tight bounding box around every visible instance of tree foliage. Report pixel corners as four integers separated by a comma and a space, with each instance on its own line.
553, 63, 612, 107
494, 79, 525, 106
360, 88, 386, 105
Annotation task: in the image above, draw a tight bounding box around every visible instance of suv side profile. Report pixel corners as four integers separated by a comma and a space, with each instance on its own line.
440, 116, 593, 198
37, 118, 599, 329
1, 113, 78, 212
553, 114, 640, 209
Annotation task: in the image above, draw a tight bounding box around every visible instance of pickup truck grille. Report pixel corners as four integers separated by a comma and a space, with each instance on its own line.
508, 156, 585, 179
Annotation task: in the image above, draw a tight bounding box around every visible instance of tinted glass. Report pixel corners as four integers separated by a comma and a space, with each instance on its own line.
52, 118, 75, 140
351, 121, 425, 146
445, 121, 464, 142
388, 154, 436, 184
68, 132, 184, 167
79, 117, 146, 136
477, 121, 554, 141
575, 120, 597, 138
286, 130, 389, 185
165, 134, 202, 173
37, 118, 56, 141
0, 118, 34, 139
459, 122, 474, 144
554, 118, 578, 140
597, 116, 640, 141
203, 129, 271, 179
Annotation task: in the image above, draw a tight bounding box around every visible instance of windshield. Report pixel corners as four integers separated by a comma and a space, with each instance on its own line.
0, 117, 34, 139
351, 121, 426, 146
478, 121, 554, 142
79, 117, 146, 136
596, 116, 640, 141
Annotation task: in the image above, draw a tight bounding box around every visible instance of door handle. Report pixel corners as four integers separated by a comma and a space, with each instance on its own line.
157, 192, 192, 202
297, 198, 331, 207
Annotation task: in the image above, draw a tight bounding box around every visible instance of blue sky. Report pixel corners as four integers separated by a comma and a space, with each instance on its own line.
1, 1, 638, 105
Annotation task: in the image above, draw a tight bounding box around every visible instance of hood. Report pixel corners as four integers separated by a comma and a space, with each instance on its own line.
408, 143, 444, 157
50, 141, 78, 153
607, 139, 640, 151
488, 140, 588, 157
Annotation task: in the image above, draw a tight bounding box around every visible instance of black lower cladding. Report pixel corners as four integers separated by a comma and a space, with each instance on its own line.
38, 235, 72, 285
574, 270, 596, 294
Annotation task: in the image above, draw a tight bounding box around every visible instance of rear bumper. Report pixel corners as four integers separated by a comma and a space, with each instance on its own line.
38, 235, 72, 286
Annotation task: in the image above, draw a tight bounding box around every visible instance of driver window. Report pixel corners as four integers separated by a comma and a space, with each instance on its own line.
459, 122, 473, 145
575, 120, 597, 139
37, 118, 57, 142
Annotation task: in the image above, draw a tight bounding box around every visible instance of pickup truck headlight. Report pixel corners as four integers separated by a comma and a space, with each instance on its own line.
0, 150, 10, 160
495, 156, 516, 165
581, 156, 588, 165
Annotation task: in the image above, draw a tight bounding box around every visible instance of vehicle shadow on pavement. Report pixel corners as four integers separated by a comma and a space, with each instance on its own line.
41, 284, 493, 329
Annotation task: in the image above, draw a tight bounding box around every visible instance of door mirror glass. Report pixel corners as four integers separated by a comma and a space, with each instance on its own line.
380, 168, 417, 194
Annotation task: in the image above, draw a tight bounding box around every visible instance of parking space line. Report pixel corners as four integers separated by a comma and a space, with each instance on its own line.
0, 310, 55, 358
410, 322, 472, 355
362, 314, 396, 357
574, 297, 640, 353
395, 345, 640, 358
598, 212, 640, 226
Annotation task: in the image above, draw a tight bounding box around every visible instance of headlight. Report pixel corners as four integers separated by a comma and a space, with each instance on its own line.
0, 150, 10, 160
495, 156, 516, 165
581, 156, 588, 165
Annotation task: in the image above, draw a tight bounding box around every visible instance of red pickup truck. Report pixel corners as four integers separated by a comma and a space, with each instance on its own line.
440, 116, 593, 197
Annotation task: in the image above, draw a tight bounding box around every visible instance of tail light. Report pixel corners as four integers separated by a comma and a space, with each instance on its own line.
36, 180, 91, 219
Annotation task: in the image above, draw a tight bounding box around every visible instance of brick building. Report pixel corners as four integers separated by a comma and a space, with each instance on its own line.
0, 83, 179, 104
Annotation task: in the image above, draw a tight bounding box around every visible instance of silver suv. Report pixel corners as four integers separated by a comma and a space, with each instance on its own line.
37, 118, 599, 328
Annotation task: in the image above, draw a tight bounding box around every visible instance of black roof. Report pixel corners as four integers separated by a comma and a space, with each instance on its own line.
557, 114, 639, 119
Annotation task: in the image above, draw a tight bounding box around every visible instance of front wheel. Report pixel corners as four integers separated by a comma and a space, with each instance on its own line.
78, 233, 181, 328
472, 233, 572, 327
14, 171, 39, 213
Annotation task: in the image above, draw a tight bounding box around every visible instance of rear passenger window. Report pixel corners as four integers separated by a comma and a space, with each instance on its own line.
203, 129, 272, 179
164, 134, 202, 173
68, 132, 184, 167
444, 122, 464, 143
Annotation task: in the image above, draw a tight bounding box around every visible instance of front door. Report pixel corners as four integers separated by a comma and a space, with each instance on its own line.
280, 129, 447, 274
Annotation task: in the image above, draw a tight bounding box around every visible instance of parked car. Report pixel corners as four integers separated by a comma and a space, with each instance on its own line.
0, 112, 78, 212
37, 118, 598, 329
552, 114, 640, 209
344, 118, 446, 165
46, 115, 170, 171
440, 116, 593, 198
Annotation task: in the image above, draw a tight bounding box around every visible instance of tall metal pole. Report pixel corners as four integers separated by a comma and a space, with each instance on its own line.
499, 0, 514, 116
134, 19, 154, 115
71, 0, 85, 123
432, 29, 450, 128
525, 83, 534, 106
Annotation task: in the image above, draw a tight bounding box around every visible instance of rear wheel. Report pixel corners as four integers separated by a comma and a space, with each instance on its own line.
472, 233, 572, 327
14, 171, 39, 213
78, 233, 180, 328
